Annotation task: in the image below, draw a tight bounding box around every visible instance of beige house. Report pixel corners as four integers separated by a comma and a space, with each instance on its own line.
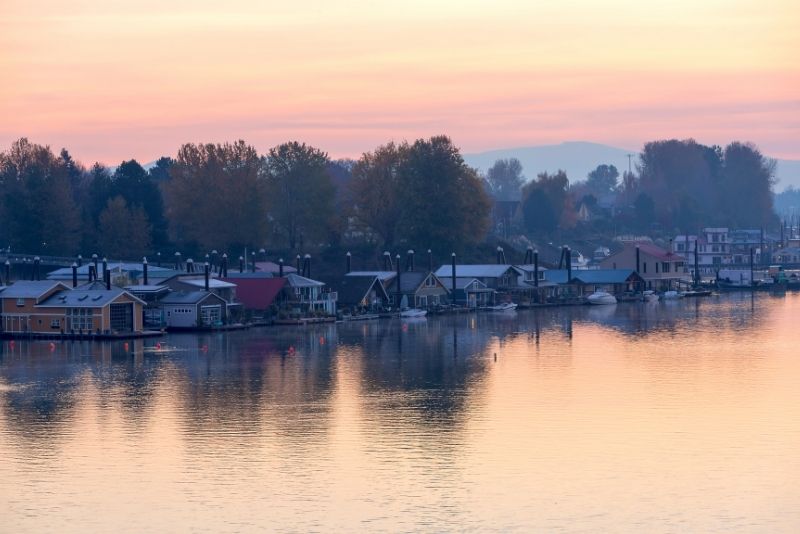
600, 242, 687, 290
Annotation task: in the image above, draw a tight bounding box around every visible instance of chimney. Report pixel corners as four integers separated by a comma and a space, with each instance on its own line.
406, 249, 414, 271
383, 251, 392, 271
71, 262, 78, 288
77, 254, 83, 267
395, 254, 401, 307
279, 258, 284, 277
635, 245, 640, 274
427, 249, 433, 272
33, 256, 40, 281
346, 252, 351, 274
566, 247, 572, 282
105, 267, 111, 290
143, 257, 148, 285
296, 254, 301, 273
174, 252, 181, 271
204, 262, 210, 291
239, 256, 245, 273
304, 254, 311, 278
222, 253, 228, 277
533, 249, 539, 288
451, 253, 457, 306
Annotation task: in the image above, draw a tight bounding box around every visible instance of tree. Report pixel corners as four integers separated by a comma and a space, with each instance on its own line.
350, 142, 408, 247
264, 141, 334, 250
585, 164, 619, 196
98, 196, 151, 258
718, 142, 777, 227
148, 157, 174, 182
165, 141, 268, 252
520, 170, 570, 234
0, 138, 80, 255
395, 135, 491, 251
634, 192, 655, 228
113, 160, 168, 248
485, 158, 525, 201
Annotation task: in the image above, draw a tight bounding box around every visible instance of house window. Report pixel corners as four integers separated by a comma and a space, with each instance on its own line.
662, 262, 670, 273
643, 262, 647, 273
50, 319, 61, 329
16, 298, 25, 307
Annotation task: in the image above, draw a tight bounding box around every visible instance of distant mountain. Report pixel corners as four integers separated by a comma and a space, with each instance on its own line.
463, 141, 800, 191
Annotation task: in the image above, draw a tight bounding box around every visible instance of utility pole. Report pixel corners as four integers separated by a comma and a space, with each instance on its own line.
626, 154, 634, 174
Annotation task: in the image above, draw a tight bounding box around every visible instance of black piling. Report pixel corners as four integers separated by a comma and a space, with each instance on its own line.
71, 263, 78, 288
143, 257, 149, 285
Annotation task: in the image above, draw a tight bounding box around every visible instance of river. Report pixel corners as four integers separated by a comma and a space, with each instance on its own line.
1, 293, 799, 532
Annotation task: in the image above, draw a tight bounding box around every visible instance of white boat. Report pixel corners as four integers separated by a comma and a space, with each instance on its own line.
400, 308, 427, 318
643, 290, 659, 302
487, 302, 518, 311
586, 291, 617, 305
662, 290, 683, 300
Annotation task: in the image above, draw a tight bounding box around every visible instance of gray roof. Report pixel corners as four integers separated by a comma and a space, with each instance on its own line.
48, 262, 172, 279
434, 264, 523, 279
37, 287, 145, 307
452, 277, 491, 290
346, 271, 397, 281
572, 269, 642, 284
0, 280, 68, 299
336, 276, 389, 306
285, 273, 325, 288
179, 278, 237, 289
125, 284, 170, 293
159, 291, 223, 305
386, 271, 446, 294
514, 264, 549, 273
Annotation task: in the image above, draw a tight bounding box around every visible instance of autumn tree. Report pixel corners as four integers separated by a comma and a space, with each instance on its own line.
165, 141, 268, 252
485, 158, 525, 201
395, 135, 491, 251
98, 196, 151, 258
350, 142, 408, 247
0, 138, 80, 255
264, 141, 334, 250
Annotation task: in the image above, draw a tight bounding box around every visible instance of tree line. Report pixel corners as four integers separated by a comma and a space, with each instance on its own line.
480, 139, 778, 236
0, 135, 491, 258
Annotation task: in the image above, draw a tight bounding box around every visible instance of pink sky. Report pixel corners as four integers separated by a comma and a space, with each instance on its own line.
1, 0, 798, 165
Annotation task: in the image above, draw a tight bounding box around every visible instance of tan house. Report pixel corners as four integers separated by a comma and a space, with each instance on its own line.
1, 281, 145, 335
600, 242, 686, 290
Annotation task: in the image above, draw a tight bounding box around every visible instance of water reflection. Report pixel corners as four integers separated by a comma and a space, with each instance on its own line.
2, 293, 800, 532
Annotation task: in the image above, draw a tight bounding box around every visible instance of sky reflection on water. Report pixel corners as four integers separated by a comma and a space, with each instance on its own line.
1, 293, 799, 532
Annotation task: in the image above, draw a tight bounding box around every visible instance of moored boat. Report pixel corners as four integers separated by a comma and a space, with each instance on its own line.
663, 290, 683, 299
400, 308, 427, 318
487, 302, 518, 311
587, 291, 617, 305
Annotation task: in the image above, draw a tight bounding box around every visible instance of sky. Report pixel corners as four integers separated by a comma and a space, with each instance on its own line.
1, 0, 798, 165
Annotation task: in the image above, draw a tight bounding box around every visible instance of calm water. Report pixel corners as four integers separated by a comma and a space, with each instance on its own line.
1, 293, 799, 532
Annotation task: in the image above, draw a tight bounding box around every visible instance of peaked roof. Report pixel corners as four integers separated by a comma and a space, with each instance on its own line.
221, 277, 285, 309
571, 269, 643, 284
159, 291, 225, 305
386, 271, 445, 293
628, 241, 684, 261
346, 271, 397, 281
336, 276, 389, 305
434, 264, 522, 278
179, 278, 237, 289
285, 273, 325, 288
38, 287, 145, 307
0, 280, 68, 299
